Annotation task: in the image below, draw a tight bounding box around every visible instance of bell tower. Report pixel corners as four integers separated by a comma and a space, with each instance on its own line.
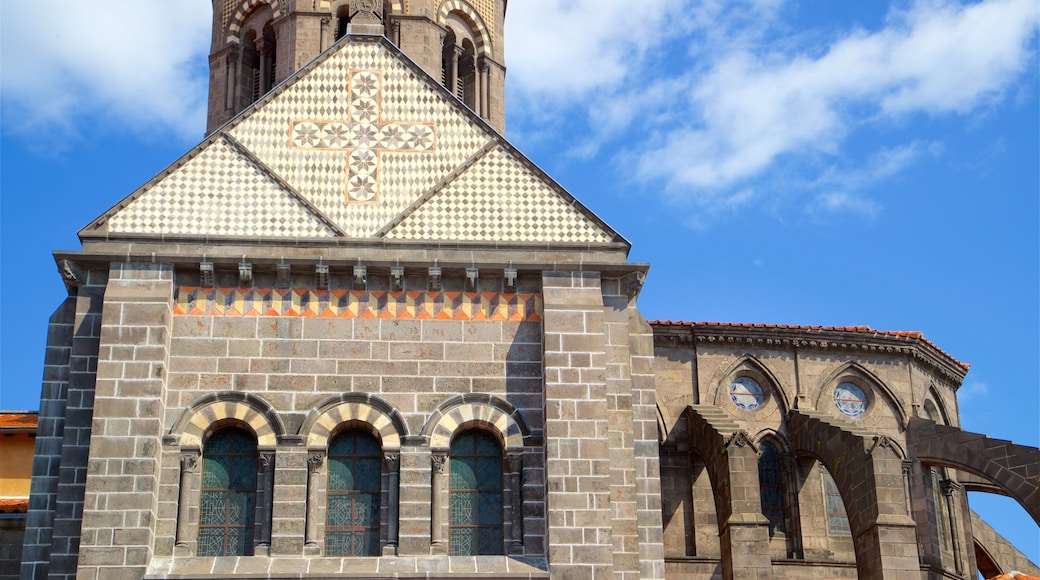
207, 0, 507, 134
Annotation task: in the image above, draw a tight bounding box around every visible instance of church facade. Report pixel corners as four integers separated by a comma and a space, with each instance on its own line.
19, 2, 1039, 579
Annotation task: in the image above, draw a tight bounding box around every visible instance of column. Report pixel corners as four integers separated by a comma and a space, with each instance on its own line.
305, 452, 324, 551
175, 452, 201, 548
507, 454, 523, 555
940, 479, 965, 576
430, 453, 447, 553
383, 453, 400, 556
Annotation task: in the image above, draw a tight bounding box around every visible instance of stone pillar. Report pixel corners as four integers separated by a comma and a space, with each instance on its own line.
20, 296, 76, 580
687, 409, 773, 580
780, 454, 803, 559
175, 451, 200, 549
76, 263, 172, 580
256, 451, 275, 554
304, 451, 324, 552
430, 452, 447, 554
940, 479, 966, 577
271, 445, 306, 555
383, 453, 400, 556
542, 271, 614, 579
506, 453, 523, 555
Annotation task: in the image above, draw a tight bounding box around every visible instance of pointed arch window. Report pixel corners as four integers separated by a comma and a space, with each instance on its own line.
821, 470, 851, 537
449, 430, 503, 555
326, 430, 382, 556
198, 428, 258, 556
758, 442, 786, 535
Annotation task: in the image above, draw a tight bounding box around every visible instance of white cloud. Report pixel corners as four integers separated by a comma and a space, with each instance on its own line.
0, 0, 211, 142
510, 0, 1038, 224
636, 0, 1038, 194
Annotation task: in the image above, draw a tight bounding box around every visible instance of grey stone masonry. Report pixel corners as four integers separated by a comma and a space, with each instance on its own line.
77, 263, 173, 580
541, 271, 614, 580
20, 297, 76, 580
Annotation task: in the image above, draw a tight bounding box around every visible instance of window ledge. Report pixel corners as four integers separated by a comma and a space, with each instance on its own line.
145, 555, 550, 579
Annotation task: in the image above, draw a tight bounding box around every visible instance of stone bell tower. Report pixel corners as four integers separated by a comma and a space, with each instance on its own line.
207, 0, 507, 134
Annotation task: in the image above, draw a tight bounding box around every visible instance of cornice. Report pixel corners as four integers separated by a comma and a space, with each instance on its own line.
651, 323, 968, 385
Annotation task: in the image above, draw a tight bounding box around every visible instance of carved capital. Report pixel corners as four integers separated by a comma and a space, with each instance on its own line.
259, 452, 275, 469
431, 454, 447, 474
384, 453, 400, 467
307, 452, 325, 473
724, 430, 756, 452
180, 452, 200, 473
507, 454, 523, 472
940, 479, 963, 498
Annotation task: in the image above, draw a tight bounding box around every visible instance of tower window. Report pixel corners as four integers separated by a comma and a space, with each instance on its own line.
326, 430, 382, 556
757, 442, 785, 535
449, 430, 503, 555
198, 428, 257, 556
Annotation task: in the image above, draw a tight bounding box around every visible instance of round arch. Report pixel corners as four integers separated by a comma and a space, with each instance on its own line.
226, 0, 281, 44
170, 392, 284, 450
299, 393, 407, 451
422, 394, 529, 452
437, 1, 493, 55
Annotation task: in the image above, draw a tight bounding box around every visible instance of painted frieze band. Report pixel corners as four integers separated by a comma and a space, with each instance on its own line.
172, 287, 542, 321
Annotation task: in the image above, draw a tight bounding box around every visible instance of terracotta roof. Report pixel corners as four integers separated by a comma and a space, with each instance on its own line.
649, 321, 969, 371
988, 573, 1040, 580
0, 412, 38, 430
0, 499, 28, 514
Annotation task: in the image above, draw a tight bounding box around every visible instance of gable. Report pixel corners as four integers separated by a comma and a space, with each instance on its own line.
85, 36, 622, 247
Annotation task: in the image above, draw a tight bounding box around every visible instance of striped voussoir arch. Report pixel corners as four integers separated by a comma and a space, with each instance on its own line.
225, 0, 282, 43
437, 0, 493, 52
301, 395, 405, 451
426, 397, 524, 452
174, 395, 282, 450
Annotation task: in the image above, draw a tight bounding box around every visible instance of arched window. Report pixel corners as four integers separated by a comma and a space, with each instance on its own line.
758, 442, 786, 536
336, 5, 351, 40
441, 29, 457, 89
198, 428, 257, 556
326, 430, 382, 556
821, 469, 851, 537
449, 430, 503, 555
458, 39, 476, 109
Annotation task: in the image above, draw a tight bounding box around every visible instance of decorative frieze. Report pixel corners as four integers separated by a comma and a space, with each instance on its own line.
172, 287, 542, 321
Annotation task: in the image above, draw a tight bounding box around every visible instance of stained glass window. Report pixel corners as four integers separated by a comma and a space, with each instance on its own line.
833, 383, 868, 417
730, 377, 765, 410
198, 428, 257, 556
821, 470, 851, 537
326, 431, 382, 556
757, 442, 785, 535
449, 430, 503, 556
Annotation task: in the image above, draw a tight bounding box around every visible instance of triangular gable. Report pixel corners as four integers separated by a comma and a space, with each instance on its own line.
85, 36, 623, 246
101, 136, 339, 238
384, 145, 615, 243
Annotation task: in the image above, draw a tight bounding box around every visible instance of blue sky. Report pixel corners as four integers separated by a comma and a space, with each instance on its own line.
2, 0, 1037, 566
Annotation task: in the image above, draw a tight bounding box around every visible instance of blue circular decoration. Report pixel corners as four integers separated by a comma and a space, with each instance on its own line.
730, 377, 765, 410
834, 383, 868, 417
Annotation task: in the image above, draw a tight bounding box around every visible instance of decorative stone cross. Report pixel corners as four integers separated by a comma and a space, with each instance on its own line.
290, 69, 436, 203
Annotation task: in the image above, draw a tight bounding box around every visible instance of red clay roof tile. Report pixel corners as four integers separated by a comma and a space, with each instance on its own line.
0, 412, 38, 430
649, 321, 968, 371
0, 499, 28, 514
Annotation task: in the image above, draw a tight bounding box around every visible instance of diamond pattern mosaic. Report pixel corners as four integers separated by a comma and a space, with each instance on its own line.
172, 287, 543, 321
386, 146, 614, 243
101, 38, 616, 244
107, 137, 338, 238
229, 42, 492, 238
289, 69, 436, 203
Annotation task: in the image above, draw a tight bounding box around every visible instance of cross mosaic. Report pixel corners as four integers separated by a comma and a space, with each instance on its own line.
289, 69, 437, 203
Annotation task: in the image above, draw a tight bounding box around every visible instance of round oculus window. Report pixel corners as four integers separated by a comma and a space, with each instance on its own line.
730, 377, 765, 410
834, 383, 868, 417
